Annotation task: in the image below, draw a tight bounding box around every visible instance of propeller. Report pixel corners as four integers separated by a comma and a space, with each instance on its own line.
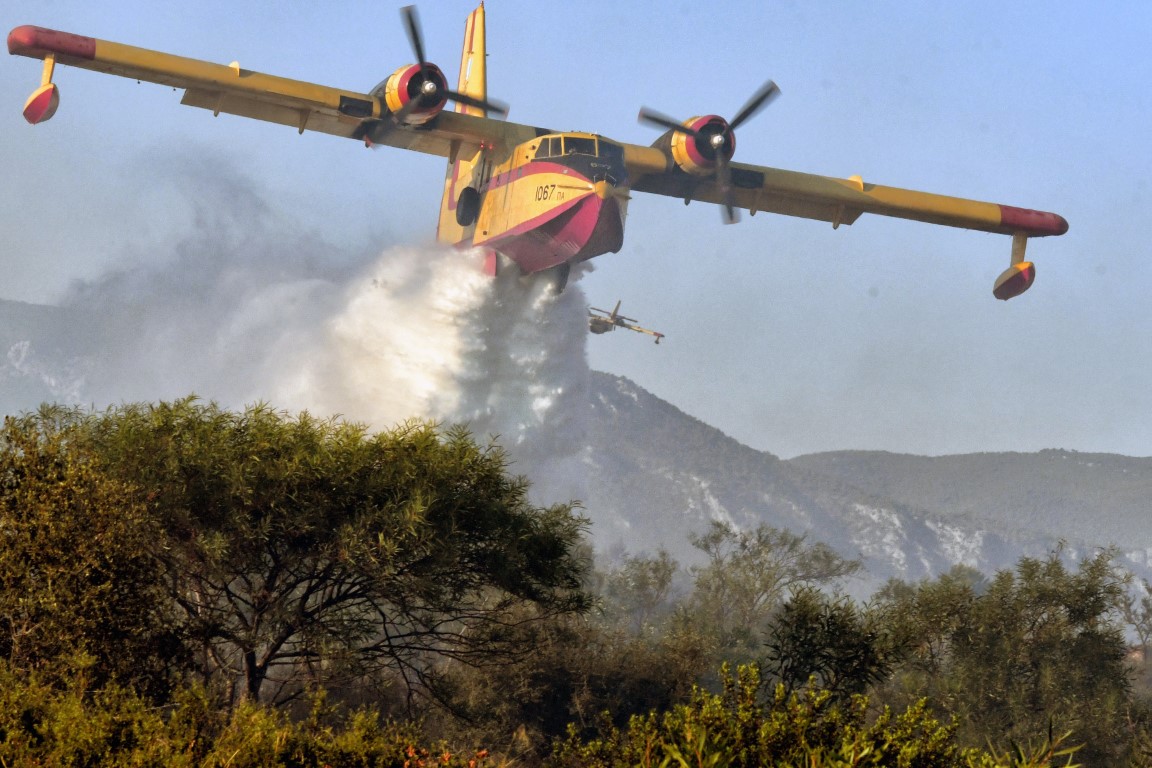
355, 6, 508, 146
400, 5, 507, 117
638, 80, 780, 223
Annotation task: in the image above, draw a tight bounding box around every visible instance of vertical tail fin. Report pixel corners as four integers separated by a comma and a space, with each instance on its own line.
436, 4, 487, 247
455, 3, 487, 117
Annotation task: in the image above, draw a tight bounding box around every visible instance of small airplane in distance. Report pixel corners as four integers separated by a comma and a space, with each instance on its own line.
589, 301, 665, 344
9, 5, 1068, 300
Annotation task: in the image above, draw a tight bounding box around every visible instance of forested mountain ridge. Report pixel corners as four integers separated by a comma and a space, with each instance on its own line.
788, 448, 1152, 554
580, 372, 1067, 584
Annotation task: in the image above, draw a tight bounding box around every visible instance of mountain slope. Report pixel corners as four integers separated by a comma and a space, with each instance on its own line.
580, 372, 1062, 583
787, 450, 1152, 554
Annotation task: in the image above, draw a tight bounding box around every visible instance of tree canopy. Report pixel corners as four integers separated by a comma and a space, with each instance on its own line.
1, 399, 591, 704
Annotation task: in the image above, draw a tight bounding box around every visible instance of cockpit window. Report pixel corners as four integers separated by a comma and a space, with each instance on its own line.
535, 136, 560, 158
564, 137, 597, 156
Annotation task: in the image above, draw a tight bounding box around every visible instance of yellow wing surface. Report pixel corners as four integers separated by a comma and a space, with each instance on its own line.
7, 25, 530, 157
621, 146, 1066, 238
8, 21, 1067, 299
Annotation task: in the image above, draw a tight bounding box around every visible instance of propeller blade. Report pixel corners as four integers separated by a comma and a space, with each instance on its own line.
393, 98, 422, 123
352, 119, 375, 140
401, 5, 427, 68
715, 152, 739, 224
353, 117, 390, 147
446, 89, 509, 117
638, 108, 700, 136
729, 80, 780, 130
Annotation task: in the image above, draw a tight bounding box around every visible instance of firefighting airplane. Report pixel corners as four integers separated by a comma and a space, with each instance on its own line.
9, 5, 1068, 300
589, 302, 665, 344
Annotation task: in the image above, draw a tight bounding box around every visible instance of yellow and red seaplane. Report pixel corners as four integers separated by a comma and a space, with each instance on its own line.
9, 5, 1067, 299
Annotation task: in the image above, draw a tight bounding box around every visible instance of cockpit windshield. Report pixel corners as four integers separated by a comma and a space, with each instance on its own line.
564, 137, 596, 156
535, 135, 603, 159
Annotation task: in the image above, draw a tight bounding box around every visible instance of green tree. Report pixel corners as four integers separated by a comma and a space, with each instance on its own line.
681, 522, 860, 655
877, 551, 1131, 765
0, 410, 186, 698
764, 587, 901, 700
12, 399, 592, 706
1124, 578, 1152, 657
874, 565, 985, 685
953, 550, 1129, 761
435, 612, 710, 760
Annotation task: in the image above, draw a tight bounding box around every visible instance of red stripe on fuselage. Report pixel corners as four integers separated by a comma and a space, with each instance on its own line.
486, 194, 613, 274
478, 195, 586, 244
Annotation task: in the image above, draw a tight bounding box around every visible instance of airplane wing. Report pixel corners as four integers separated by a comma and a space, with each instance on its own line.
7, 25, 535, 159
622, 322, 665, 343
9, 24, 1065, 300
622, 147, 1067, 240
10, 25, 1065, 241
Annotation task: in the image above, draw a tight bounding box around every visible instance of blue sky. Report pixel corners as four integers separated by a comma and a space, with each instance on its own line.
2, 1, 1150, 458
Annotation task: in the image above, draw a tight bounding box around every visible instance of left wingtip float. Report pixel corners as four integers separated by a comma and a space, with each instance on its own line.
9, 26, 97, 124
21, 82, 58, 124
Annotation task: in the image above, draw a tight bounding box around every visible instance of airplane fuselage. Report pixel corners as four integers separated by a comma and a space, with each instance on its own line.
444, 132, 629, 275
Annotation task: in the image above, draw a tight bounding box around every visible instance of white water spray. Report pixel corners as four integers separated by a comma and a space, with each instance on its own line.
269, 245, 592, 460
2, 157, 594, 503
3, 238, 593, 503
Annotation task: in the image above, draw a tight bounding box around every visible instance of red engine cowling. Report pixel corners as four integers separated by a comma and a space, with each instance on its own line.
375, 63, 449, 125
669, 115, 735, 175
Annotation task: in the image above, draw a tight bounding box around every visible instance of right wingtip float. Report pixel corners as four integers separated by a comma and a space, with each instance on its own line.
9, 5, 1067, 301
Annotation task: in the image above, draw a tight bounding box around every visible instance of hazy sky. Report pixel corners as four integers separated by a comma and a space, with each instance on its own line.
2, 1, 1150, 458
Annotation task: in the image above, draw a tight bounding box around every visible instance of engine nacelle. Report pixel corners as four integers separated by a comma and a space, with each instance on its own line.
669, 115, 735, 175
375, 63, 449, 125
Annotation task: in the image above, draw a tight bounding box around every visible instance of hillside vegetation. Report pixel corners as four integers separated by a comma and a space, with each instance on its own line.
4, 399, 1152, 765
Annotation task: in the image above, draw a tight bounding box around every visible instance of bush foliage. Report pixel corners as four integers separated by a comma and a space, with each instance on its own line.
2, 399, 1149, 766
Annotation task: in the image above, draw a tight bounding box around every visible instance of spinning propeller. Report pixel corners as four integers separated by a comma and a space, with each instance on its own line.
355, 5, 507, 144
638, 80, 780, 223
397, 5, 506, 119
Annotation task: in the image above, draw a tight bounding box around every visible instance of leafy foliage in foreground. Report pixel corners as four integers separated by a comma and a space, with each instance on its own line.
0, 663, 493, 768
1, 398, 1146, 765
548, 664, 1080, 768
0, 660, 1083, 768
